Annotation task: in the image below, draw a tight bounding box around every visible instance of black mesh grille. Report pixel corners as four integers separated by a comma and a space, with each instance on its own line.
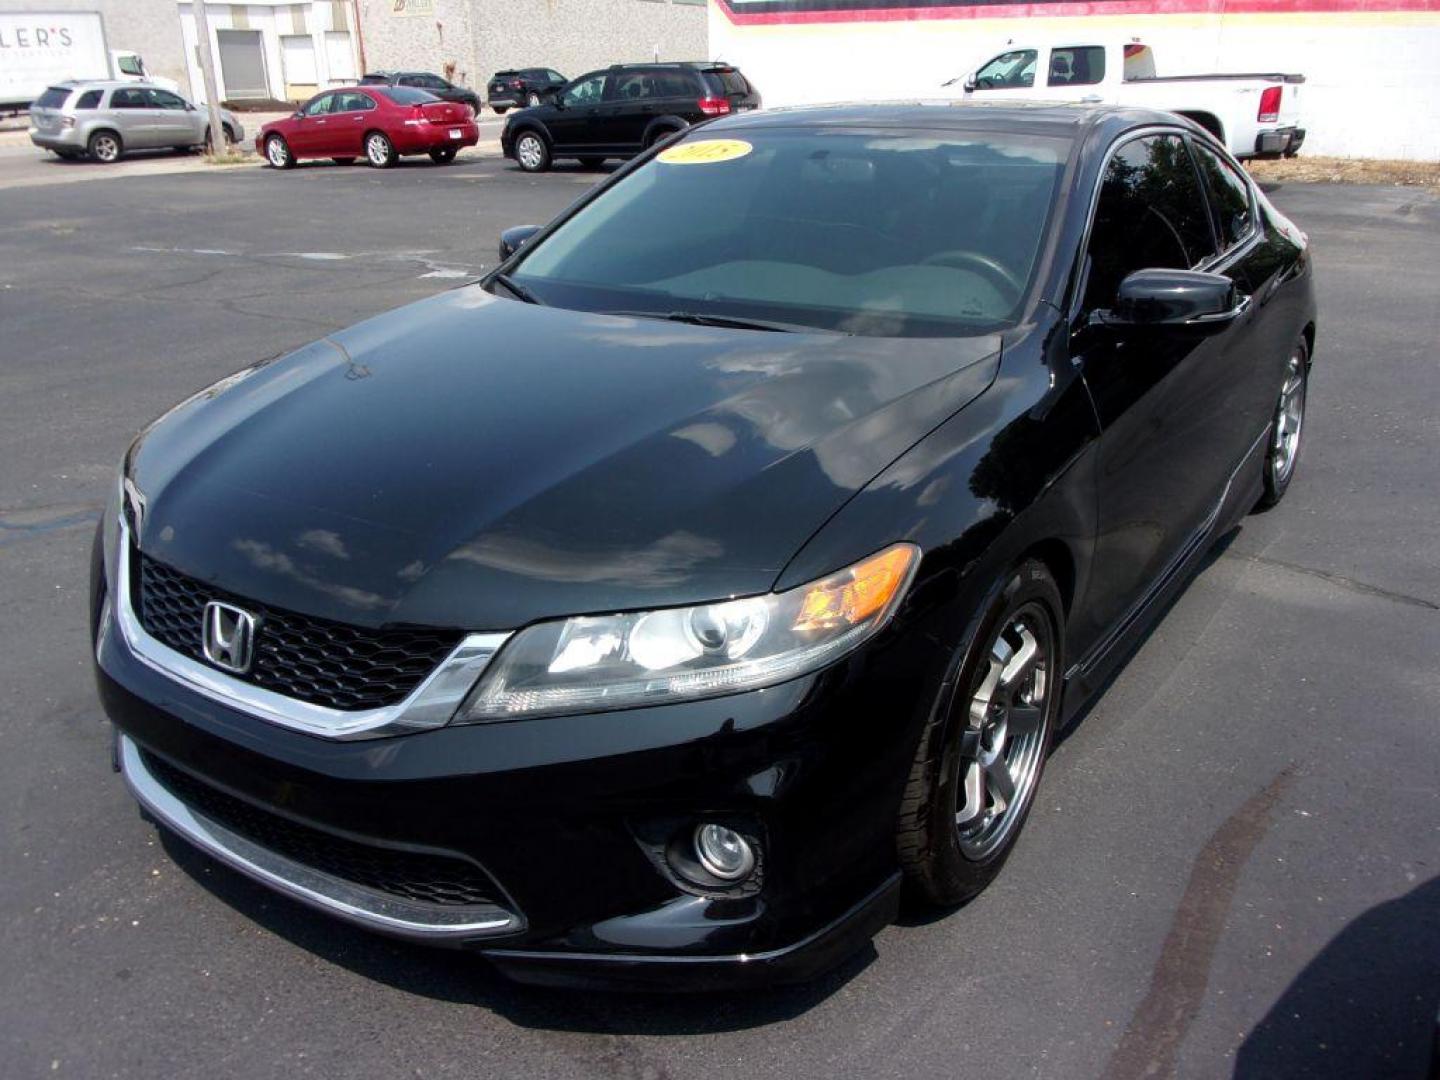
143, 751, 504, 908
135, 552, 462, 711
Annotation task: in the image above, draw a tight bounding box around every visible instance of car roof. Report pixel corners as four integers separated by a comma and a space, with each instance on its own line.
47, 79, 160, 90
705, 100, 1192, 140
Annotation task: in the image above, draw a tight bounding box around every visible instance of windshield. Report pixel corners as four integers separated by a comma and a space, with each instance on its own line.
507, 128, 1067, 337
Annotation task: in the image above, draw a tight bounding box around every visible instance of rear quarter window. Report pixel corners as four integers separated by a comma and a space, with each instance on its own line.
702, 71, 750, 96
34, 87, 71, 109
76, 89, 102, 109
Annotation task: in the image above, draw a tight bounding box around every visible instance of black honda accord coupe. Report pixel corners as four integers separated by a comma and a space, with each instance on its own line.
92, 103, 1315, 989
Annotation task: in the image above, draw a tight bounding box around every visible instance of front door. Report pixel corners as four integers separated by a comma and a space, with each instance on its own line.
288, 91, 337, 156
146, 88, 200, 147
548, 71, 608, 153
1071, 132, 1244, 639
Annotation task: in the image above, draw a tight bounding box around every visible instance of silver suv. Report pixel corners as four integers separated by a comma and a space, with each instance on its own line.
28, 81, 244, 163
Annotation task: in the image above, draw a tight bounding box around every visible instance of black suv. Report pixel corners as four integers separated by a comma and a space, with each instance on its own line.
360, 71, 481, 114
487, 68, 568, 113
500, 63, 760, 172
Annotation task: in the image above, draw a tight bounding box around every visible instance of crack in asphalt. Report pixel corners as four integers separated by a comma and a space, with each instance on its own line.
1223, 550, 1439, 611
0, 503, 100, 547
1105, 766, 1299, 1080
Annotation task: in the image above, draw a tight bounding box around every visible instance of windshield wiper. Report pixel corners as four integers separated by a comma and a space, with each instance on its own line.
490, 272, 544, 305
606, 310, 843, 335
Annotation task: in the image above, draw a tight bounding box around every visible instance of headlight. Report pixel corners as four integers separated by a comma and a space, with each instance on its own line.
457, 543, 919, 722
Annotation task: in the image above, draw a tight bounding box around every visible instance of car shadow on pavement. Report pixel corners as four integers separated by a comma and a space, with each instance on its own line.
157, 828, 874, 1031
1234, 874, 1440, 1078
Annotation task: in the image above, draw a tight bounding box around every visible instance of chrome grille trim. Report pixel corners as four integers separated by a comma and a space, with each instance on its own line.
108, 517, 510, 740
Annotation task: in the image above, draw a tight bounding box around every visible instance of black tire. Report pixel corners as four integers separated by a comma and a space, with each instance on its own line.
53, 149, 82, 161
513, 130, 550, 173
493, 106, 508, 115
364, 130, 396, 168
578, 156, 606, 169
331, 156, 355, 165
1257, 336, 1310, 509
204, 124, 236, 154
645, 126, 683, 150
429, 147, 458, 164
896, 560, 1063, 906
87, 129, 123, 163
265, 134, 295, 169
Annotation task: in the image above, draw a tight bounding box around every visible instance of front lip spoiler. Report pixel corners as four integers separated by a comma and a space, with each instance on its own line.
117, 734, 525, 945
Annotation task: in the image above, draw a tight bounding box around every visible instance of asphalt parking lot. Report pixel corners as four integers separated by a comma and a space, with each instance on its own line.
1, 149, 1437, 1079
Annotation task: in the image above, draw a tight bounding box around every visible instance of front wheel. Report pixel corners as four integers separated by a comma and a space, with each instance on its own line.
429, 147, 458, 164
365, 131, 396, 168
204, 125, 235, 154
514, 131, 550, 172
265, 134, 295, 169
896, 560, 1063, 905
1257, 337, 1309, 508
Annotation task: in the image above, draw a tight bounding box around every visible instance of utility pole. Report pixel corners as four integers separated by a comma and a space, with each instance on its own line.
191, 0, 229, 156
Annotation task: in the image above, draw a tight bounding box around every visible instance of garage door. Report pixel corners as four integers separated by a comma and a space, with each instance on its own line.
217, 29, 268, 99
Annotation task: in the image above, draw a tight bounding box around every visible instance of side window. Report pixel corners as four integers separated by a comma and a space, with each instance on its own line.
1082, 135, 1217, 311
1048, 46, 1105, 87
656, 72, 695, 98
302, 93, 334, 116
610, 72, 653, 102
111, 88, 149, 109
547, 70, 565, 83
147, 89, 187, 110
973, 50, 1038, 91
116, 54, 144, 76
76, 89, 102, 109
562, 73, 607, 107
1192, 143, 1254, 251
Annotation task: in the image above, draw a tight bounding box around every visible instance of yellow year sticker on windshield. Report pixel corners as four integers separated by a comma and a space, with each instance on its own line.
657, 139, 753, 165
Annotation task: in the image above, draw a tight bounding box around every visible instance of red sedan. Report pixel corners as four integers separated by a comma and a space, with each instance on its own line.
257, 86, 479, 169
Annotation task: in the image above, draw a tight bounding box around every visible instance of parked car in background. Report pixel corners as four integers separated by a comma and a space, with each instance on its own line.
258, 86, 478, 169
501, 62, 760, 171
945, 40, 1305, 159
27, 81, 242, 162
486, 67, 568, 113
93, 101, 1315, 988
359, 71, 482, 115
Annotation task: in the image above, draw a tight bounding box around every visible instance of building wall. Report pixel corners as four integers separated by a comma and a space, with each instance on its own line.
707, 0, 1440, 161
176, 2, 363, 104
356, 0, 707, 93
0, 0, 192, 95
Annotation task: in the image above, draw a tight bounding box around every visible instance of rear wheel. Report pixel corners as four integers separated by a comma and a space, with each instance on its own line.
897, 560, 1063, 905
429, 147, 458, 164
87, 130, 122, 163
514, 131, 550, 173
331, 156, 355, 165
265, 134, 295, 169
1257, 337, 1309, 508
494, 106, 508, 115
365, 131, 396, 168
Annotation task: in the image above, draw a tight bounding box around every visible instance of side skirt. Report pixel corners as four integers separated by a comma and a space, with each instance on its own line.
1060, 423, 1271, 714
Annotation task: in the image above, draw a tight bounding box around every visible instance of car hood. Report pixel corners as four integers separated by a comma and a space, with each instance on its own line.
129, 289, 1000, 631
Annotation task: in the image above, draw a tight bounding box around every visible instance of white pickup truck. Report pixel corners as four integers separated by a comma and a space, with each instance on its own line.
945, 40, 1305, 160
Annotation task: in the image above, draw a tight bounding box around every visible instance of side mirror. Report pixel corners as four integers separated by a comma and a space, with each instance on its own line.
498, 225, 543, 262
1093, 268, 1245, 335
963, 76, 977, 93
185, 102, 195, 111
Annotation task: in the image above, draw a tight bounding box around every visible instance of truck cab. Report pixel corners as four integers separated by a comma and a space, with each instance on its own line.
950, 40, 1304, 160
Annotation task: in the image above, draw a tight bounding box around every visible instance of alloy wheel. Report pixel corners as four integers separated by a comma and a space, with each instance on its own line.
955, 601, 1053, 861
91, 133, 120, 163
517, 134, 544, 171
366, 133, 392, 167
1271, 347, 1307, 485
266, 137, 289, 168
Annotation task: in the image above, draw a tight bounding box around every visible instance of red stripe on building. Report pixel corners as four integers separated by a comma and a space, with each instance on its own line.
717, 0, 1440, 25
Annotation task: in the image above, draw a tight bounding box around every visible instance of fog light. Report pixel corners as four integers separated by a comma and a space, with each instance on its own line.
694, 823, 755, 881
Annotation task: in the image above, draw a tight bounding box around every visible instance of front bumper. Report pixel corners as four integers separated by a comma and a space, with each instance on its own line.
92, 532, 944, 987
1255, 126, 1305, 157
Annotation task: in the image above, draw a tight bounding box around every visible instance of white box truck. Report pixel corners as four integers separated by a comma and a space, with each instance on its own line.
1, 11, 179, 111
